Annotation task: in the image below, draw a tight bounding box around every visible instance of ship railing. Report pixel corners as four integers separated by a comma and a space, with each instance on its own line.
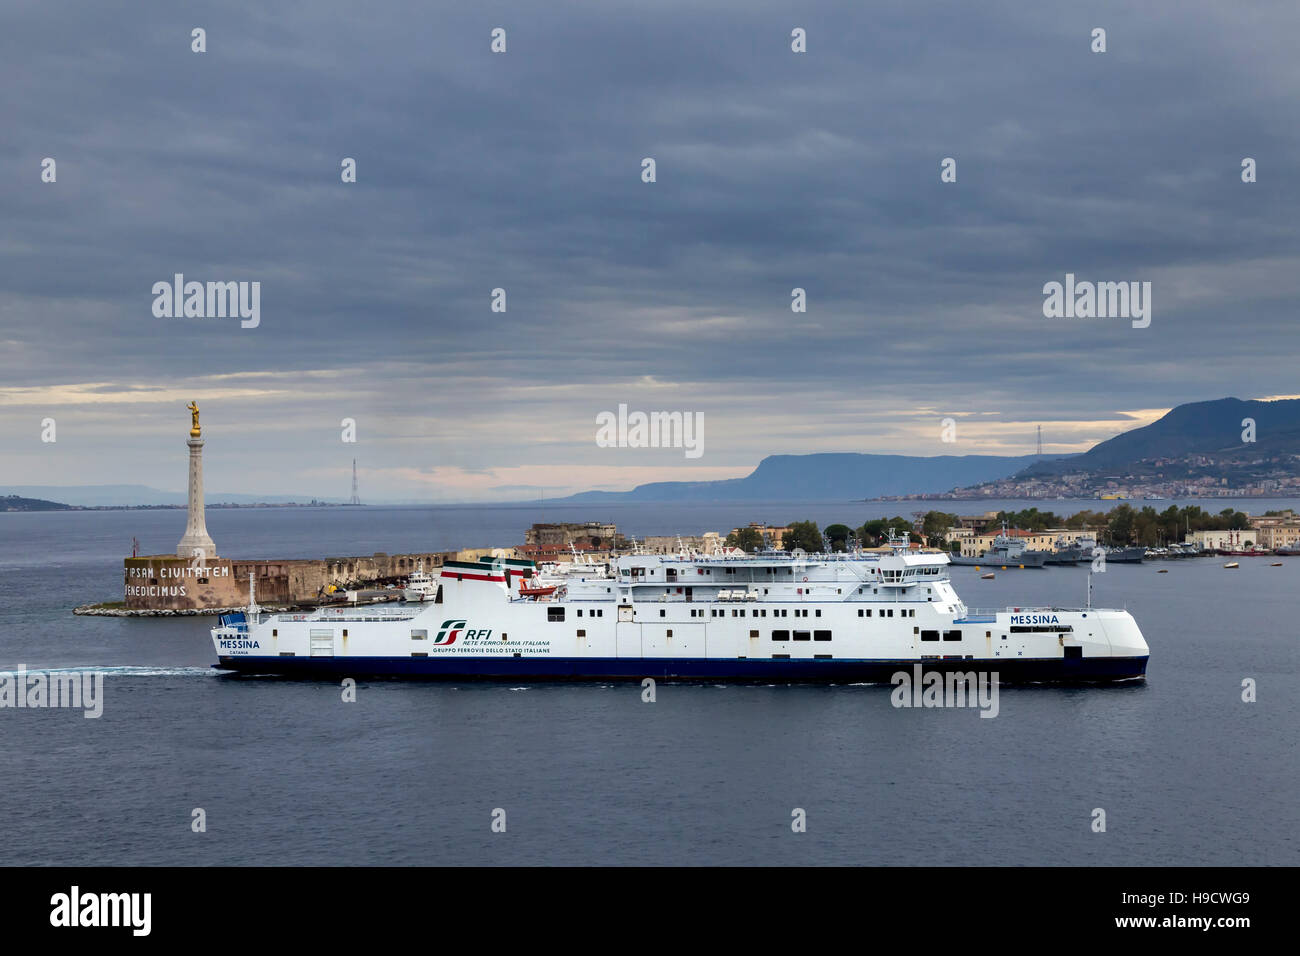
658, 552, 884, 566
271, 609, 421, 623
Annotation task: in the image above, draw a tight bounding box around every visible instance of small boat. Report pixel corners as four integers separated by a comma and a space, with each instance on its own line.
518, 584, 558, 597
980, 572, 995, 579
1271, 562, 1283, 567
402, 563, 439, 602
1157, 569, 1168, 573
1223, 562, 1239, 569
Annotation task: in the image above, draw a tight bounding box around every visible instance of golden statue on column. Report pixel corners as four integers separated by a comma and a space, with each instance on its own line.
188, 401, 201, 438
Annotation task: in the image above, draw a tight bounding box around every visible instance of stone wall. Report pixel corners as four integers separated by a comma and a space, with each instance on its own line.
124, 547, 518, 610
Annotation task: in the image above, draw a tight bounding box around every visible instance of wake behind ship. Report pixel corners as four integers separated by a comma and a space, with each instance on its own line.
211, 537, 1149, 683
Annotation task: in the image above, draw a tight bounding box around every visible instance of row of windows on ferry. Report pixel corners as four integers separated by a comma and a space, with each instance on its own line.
545, 606, 920, 621
547, 607, 604, 621
621, 566, 945, 579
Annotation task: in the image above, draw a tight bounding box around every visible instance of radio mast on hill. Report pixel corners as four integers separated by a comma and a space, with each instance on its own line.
1036, 425, 1043, 456
350, 459, 360, 506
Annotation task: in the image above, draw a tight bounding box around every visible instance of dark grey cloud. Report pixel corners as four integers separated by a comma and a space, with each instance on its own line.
2, 0, 1298, 498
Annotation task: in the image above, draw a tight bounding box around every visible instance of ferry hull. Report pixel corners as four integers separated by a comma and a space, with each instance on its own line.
214, 654, 1148, 683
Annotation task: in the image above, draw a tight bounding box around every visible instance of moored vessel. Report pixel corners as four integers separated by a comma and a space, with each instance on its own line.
1101, 544, 1144, 563
401, 563, 438, 602
949, 530, 1050, 568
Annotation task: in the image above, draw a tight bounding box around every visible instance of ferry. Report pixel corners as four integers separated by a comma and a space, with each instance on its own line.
211, 536, 1149, 683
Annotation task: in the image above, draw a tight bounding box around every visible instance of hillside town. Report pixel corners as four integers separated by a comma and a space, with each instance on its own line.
883, 453, 1300, 501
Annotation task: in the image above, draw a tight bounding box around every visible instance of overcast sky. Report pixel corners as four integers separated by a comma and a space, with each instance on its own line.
3, 1, 1298, 501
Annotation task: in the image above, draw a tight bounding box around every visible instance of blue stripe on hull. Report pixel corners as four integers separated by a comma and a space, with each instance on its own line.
215, 654, 1148, 683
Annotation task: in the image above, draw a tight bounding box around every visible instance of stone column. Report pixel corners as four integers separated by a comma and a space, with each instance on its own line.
177, 436, 217, 559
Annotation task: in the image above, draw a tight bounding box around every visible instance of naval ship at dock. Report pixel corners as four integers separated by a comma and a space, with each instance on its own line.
948, 530, 1051, 568
212, 536, 1149, 683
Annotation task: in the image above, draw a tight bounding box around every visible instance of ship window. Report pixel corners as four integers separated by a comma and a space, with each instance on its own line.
858, 609, 864, 617
660, 610, 666, 617
815, 610, 821, 617
272, 629, 278, 636
814, 654, 832, 659
411, 629, 427, 640
597, 610, 603, 617
577, 629, 586, 637
793, 630, 811, 642
411, 652, 428, 658
666, 629, 672, 637
814, 630, 831, 641
921, 630, 940, 641
943, 630, 962, 641
772, 654, 790, 659
548, 607, 565, 622
342, 629, 348, 637
772, 630, 789, 641
279, 651, 294, 657
750, 630, 759, 638
577, 609, 583, 617
914, 627, 919, 635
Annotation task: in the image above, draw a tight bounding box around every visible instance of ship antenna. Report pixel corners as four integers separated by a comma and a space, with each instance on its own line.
1086, 570, 1093, 610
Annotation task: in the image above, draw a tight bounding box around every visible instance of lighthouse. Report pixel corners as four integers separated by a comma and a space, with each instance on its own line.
176, 401, 217, 560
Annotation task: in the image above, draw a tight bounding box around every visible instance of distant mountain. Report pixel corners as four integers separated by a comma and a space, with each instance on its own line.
0, 485, 346, 507
557, 453, 1059, 502
1016, 397, 1300, 478
1, 494, 75, 512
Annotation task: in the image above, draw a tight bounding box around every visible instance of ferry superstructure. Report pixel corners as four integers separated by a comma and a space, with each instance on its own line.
211, 540, 1149, 682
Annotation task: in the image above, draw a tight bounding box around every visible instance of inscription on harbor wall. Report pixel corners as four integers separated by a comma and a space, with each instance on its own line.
124, 557, 244, 609
122, 549, 515, 610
